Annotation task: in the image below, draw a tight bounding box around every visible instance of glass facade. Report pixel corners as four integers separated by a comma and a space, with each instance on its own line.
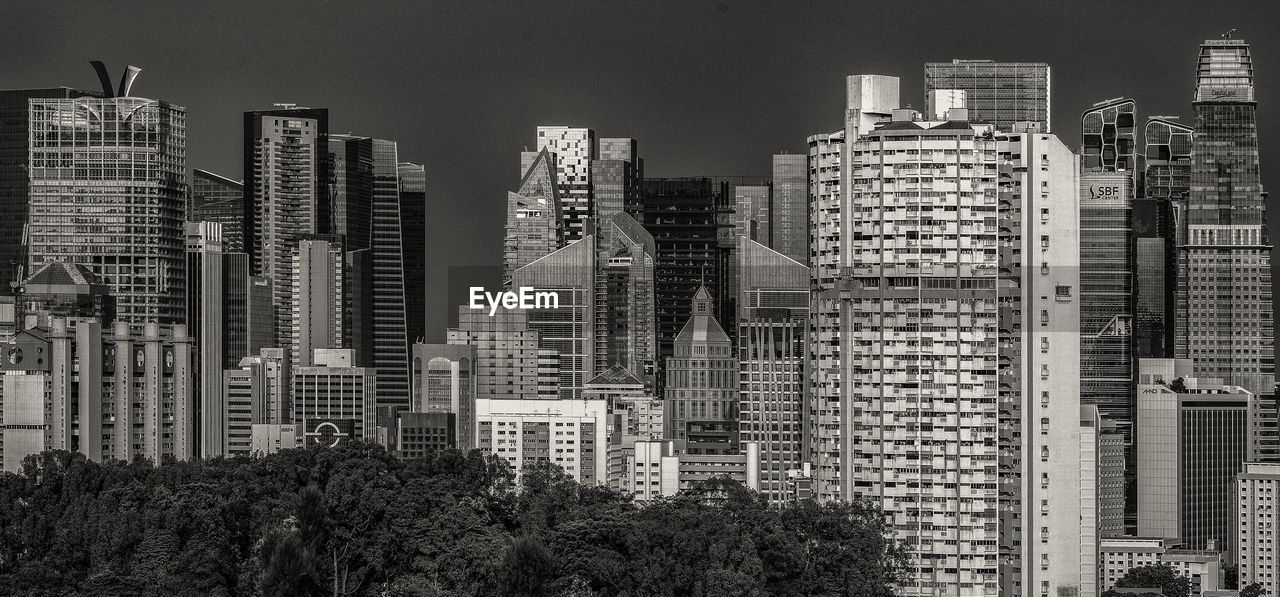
26, 96, 187, 324
924, 60, 1051, 132
1081, 98, 1137, 171
770, 154, 808, 263
189, 168, 244, 252
503, 148, 562, 283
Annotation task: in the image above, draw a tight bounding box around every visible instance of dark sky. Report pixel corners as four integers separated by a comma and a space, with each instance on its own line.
4, 1, 1280, 341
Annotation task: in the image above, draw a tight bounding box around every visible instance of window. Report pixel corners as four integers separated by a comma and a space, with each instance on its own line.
1041, 235, 1050, 249
1055, 285, 1072, 300
1041, 417, 1049, 434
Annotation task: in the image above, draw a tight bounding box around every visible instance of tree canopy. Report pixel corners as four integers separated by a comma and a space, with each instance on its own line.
0, 443, 906, 596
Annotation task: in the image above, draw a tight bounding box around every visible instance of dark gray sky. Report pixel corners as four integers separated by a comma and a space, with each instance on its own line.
4, 1, 1280, 341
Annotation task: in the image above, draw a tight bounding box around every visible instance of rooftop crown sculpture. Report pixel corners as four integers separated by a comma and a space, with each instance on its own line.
89, 61, 141, 98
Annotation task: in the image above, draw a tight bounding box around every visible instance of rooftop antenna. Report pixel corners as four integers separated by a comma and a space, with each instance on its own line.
1223, 28, 1237, 39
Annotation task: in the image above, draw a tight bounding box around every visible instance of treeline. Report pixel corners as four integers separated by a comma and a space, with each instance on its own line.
0, 443, 906, 596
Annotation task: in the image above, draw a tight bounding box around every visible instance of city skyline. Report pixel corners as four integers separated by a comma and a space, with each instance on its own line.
5, 2, 1278, 341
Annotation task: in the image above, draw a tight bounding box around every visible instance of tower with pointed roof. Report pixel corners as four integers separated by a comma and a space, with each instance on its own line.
664, 286, 738, 455
503, 148, 564, 284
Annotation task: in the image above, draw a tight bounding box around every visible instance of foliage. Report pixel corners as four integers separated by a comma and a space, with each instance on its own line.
0, 444, 904, 596
1101, 563, 1191, 597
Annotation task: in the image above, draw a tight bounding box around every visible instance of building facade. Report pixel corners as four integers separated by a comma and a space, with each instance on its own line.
924, 59, 1051, 132
524, 126, 595, 243
664, 287, 738, 456
189, 168, 245, 251
292, 348, 376, 441
474, 397, 608, 485
26, 95, 187, 324
771, 154, 807, 263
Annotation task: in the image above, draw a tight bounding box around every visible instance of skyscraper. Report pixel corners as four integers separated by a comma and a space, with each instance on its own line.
189, 169, 245, 251
592, 137, 642, 226
26, 93, 187, 324
398, 162, 427, 346
924, 59, 1052, 132
595, 213, 657, 388
448, 308, 547, 400
503, 148, 563, 284
1081, 98, 1137, 172
524, 126, 595, 242
806, 128, 844, 501
1135, 117, 1191, 361
290, 238, 344, 370
0, 86, 98, 289
664, 287, 737, 456
412, 343, 475, 450
243, 106, 329, 345
511, 236, 595, 399
733, 184, 770, 243
1175, 38, 1274, 397
770, 154, 807, 263
368, 138, 411, 410
737, 237, 809, 504
843, 108, 1085, 594
293, 348, 376, 441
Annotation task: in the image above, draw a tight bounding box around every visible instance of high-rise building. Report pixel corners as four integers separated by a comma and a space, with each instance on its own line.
9, 261, 115, 328
843, 109, 1086, 595
770, 154, 807, 263
1100, 537, 1222, 595
924, 59, 1052, 132
504, 148, 563, 284
733, 184, 770, 243
637, 178, 736, 381
186, 222, 272, 457
243, 106, 329, 345
292, 348, 375, 441
0, 318, 193, 469
1238, 461, 1280, 593
398, 162, 427, 346
512, 237, 595, 399
1081, 98, 1138, 172
595, 213, 657, 388
1175, 39, 1274, 398
806, 128, 844, 501
592, 137, 642, 227
368, 139, 411, 410
664, 287, 738, 455
1137, 358, 1253, 562
582, 365, 663, 490
290, 238, 345, 370
411, 343, 475, 450
0, 86, 99, 289
1097, 413, 1127, 537
524, 126, 596, 243
737, 237, 808, 504
1135, 117, 1191, 361
26, 94, 187, 324
448, 308, 548, 400
628, 439, 761, 503
189, 169, 245, 251
475, 397, 608, 484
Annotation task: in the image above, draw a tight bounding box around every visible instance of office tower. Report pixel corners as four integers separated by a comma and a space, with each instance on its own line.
664, 287, 738, 455
504, 148, 564, 284
290, 238, 344, 370
592, 137, 642, 227
1, 318, 192, 469
1081, 98, 1138, 171
10, 261, 115, 327
412, 343, 475, 450
1175, 39, 1274, 398
1100, 537, 1222, 595
293, 348, 375, 441
737, 237, 809, 504
0, 86, 99, 288
186, 222, 272, 455
926, 89, 967, 121
1077, 170, 1136, 514
924, 59, 1052, 131
384, 411, 456, 458
189, 169, 245, 251
1137, 358, 1253, 562
475, 397, 608, 484
771, 154, 807, 263
1079, 406, 1103, 592
1135, 117, 1192, 361
595, 213, 657, 388
523, 126, 595, 243
368, 139, 411, 409
637, 178, 736, 381
733, 184, 770, 243
629, 440, 761, 503
806, 128, 844, 501
398, 162, 427, 346
243, 106, 329, 345
26, 93, 187, 324
1239, 461, 1280, 593
844, 110, 1085, 594
512, 237, 595, 399
448, 308, 547, 399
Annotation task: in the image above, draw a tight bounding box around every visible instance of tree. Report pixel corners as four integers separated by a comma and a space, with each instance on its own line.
1107, 564, 1191, 597
1241, 582, 1269, 597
